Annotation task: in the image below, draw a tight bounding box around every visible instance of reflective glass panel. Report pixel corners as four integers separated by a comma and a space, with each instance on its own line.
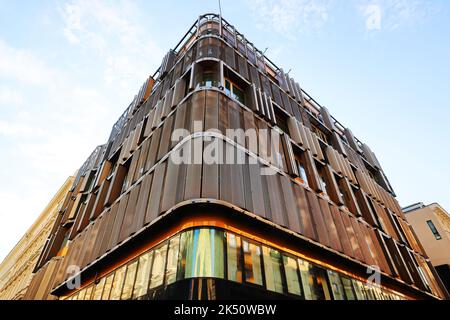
110, 265, 126, 300
327, 270, 346, 300
121, 260, 138, 300
298, 259, 331, 300
101, 273, 115, 300
84, 285, 93, 300
133, 251, 153, 299
282, 255, 302, 296
263, 246, 284, 294
243, 240, 263, 286
226, 233, 242, 283
149, 243, 168, 289
183, 229, 225, 279
341, 277, 356, 300
166, 235, 180, 285
92, 277, 106, 300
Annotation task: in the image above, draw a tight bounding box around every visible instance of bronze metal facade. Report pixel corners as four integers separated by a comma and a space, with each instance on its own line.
26, 14, 448, 300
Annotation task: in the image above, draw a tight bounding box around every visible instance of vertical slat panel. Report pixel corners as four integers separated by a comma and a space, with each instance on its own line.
292, 184, 316, 240
133, 172, 153, 233
118, 183, 141, 243
145, 162, 166, 224
329, 204, 353, 257
145, 127, 161, 171
319, 198, 342, 252
341, 211, 364, 261
305, 190, 330, 247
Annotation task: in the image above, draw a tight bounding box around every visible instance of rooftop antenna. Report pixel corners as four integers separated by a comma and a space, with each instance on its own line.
218, 0, 223, 18
287, 69, 292, 75
263, 47, 269, 55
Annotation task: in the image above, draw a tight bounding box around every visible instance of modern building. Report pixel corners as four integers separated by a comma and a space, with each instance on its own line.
24, 13, 448, 300
404, 202, 450, 293
0, 176, 74, 300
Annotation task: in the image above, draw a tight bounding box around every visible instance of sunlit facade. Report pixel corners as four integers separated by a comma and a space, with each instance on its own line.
24, 13, 448, 300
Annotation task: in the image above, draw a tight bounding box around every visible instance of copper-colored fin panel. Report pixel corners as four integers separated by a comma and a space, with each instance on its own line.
100, 204, 118, 256
157, 114, 175, 161
145, 162, 166, 224
145, 127, 161, 171
266, 173, 287, 228
133, 173, 153, 233
341, 211, 364, 261
248, 162, 267, 219
319, 198, 342, 253
184, 139, 203, 201
305, 190, 330, 248
109, 192, 130, 248
202, 137, 220, 200
329, 205, 353, 257
118, 183, 141, 243
280, 175, 301, 234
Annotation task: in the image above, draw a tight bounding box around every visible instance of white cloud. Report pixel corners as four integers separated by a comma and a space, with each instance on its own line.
357, 0, 438, 32
0, 40, 56, 85
0, 87, 24, 107
59, 0, 163, 91
0, 1, 164, 261
246, 0, 334, 37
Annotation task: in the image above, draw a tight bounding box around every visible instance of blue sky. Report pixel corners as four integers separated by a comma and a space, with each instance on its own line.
0, 0, 449, 261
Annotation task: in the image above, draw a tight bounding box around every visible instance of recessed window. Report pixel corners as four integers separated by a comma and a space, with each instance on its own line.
427, 220, 442, 240
294, 151, 309, 187
225, 78, 245, 104
311, 124, 328, 144
262, 246, 284, 294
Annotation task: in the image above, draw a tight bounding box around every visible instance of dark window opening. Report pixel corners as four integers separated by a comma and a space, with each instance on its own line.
294, 151, 309, 187
274, 107, 290, 134
427, 220, 442, 240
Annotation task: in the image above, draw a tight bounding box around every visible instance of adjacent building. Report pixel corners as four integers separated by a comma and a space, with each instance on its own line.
0, 176, 74, 300
404, 203, 450, 293
24, 14, 448, 300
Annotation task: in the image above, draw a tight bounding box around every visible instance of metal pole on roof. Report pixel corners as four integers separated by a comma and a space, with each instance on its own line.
218, 0, 223, 18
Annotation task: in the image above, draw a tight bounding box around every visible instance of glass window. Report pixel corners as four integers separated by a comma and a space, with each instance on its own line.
84, 285, 93, 300
180, 229, 225, 279
263, 246, 284, 294
92, 277, 106, 300
294, 152, 309, 187
327, 270, 346, 300
355, 282, 369, 300
224, 77, 245, 104
225, 79, 232, 96
298, 259, 331, 300
77, 288, 86, 300
101, 273, 115, 300
149, 243, 168, 289
110, 265, 126, 300
282, 255, 302, 296
121, 260, 138, 300
232, 85, 245, 104
166, 235, 180, 285
226, 233, 242, 283
243, 240, 263, 286
426, 220, 442, 240
133, 251, 153, 299
341, 277, 356, 300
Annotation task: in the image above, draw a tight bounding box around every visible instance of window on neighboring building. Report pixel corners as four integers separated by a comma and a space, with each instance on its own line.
427, 220, 442, 240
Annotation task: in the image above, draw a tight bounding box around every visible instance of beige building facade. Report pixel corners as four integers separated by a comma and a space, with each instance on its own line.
404, 202, 450, 293
0, 177, 74, 300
